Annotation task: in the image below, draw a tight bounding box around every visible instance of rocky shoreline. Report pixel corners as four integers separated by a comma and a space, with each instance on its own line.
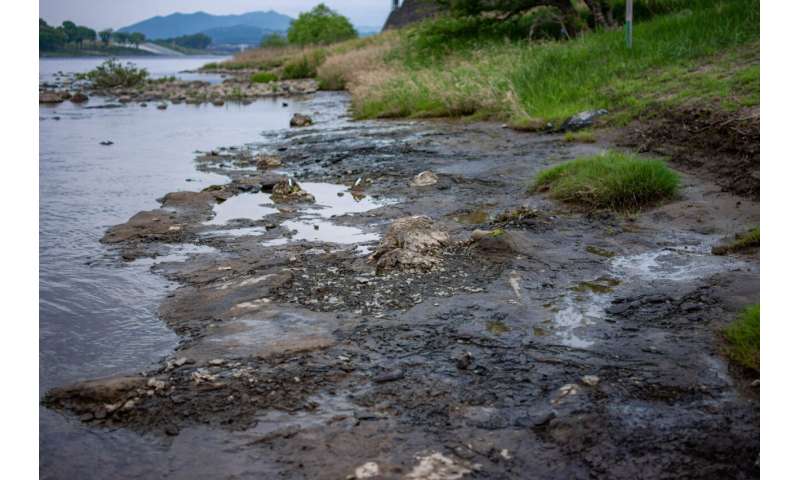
43, 92, 759, 478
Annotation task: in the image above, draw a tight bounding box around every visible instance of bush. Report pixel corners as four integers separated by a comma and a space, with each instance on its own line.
251, 72, 278, 83
261, 33, 288, 48
724, 304, 760, 371
287, 4, 358, 46
712, 226, 760, 255
531, 151, 679, 210
282, 49, 326, 79
78, 58, 148, 88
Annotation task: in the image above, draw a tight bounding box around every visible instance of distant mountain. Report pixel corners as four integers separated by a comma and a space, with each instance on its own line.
118, 11, 293, 41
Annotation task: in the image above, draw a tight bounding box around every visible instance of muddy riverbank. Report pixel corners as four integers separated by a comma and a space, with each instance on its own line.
43, 92, 759, 479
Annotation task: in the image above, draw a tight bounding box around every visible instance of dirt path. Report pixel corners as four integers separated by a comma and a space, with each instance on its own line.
44, 93, 759, 479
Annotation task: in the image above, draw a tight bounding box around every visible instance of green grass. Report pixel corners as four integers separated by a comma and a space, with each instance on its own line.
531, 151, 680, 210
712, 226, 760, 255
281, 49, 326, 79
251, 72, 278, 83
724, 304, 760, 371
353, 0, 759, 123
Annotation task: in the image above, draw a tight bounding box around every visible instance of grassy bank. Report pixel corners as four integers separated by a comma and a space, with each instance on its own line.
212, 0, 758, 126
724, 304, 760, 371
40, 46, 156, 58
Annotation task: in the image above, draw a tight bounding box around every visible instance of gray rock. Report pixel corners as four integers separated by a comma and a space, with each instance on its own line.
560, 109, 608, 131
290, 113, 313, 128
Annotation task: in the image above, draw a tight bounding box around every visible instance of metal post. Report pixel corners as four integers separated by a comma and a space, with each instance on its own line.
625, 0, 633, 49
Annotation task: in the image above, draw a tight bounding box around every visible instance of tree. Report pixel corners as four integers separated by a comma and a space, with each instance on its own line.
76, 26, 96, 47
112, 31, 131, 46
61, 21, 80, 45
129, 32, 146, 48
39, 19, 66, 51
99, 29, 113, 46
261, 32, 288, 48
287, 4, 358, 46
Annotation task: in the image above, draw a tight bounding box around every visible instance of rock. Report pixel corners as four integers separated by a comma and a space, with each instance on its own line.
373, 369, 405, 383
60, 91, 73, 100
581, 375, 600, 387
44, 376, 147, 409
165, 424, 180, 436
100, 141, 114, 146
140, 102, 148, 107
39, 92, 63, 104
551, 383, 580, 405
282, 102, 289, 107
256, 155, 282, 170
118, 96, 132, 103
70, 92, 89, 103
157, 103, 168, 110
469, 229, 528, 256
290, 113, 313, 128
271, 178, 315, 203
369, 216, 449, 273
410, 171, 438, 187
455, 351, 473, 370
560, 109, 608, 131
212, 99, 225, 106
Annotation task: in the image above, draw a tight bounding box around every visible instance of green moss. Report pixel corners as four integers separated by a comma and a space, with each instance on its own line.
724, 304, 760, 371
712, 227, 760, 255
531, 151, 680, 211
564, 130, 597, 143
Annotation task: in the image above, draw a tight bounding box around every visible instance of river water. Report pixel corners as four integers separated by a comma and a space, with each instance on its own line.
38, 57, 330, 479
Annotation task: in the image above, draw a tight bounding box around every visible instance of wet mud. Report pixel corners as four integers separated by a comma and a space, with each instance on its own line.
44, 94, 760, 479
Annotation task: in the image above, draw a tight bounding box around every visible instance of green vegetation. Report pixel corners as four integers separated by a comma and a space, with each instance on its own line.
251, 72, 278, 83
724, 304, 760, 371
355, 0, 758, 122
287, 4, 358, 46
712, 227, 760, 255
282, 49, 326, 79
78, 59, 149, 88
564, 130, 597, 143
261, 33, 288, 48
531, 151, 679, 210
40, 18, 151, 56
40, 19, 96, 51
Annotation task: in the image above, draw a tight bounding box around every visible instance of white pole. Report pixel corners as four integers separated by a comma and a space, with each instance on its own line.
625, 0, 633, 48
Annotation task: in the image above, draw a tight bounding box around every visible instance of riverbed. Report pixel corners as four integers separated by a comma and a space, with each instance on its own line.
40, 57, 760, 479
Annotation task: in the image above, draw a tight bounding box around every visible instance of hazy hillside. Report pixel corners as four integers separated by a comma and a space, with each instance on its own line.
118, 10, 293, 40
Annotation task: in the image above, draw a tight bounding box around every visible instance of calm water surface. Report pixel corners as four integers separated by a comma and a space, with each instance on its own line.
39, 57, 338, 479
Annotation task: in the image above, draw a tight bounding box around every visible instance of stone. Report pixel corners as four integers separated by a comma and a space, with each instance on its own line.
369, 216, 449, 273
581, 375, 600, 387
560, 109, 608, 131
212, 99, 225, 106
373, 369, 405, 383
290, 113, 313, 128
157, 103, 168, 110
100, 141, 114, 146
39, 92, 64, 104
256, 155, 282, 170
271, 178, 315, 203
70, 92, 89, 103
410, 170, 438, 187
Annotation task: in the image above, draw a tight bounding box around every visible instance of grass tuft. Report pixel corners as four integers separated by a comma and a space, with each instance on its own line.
531, 151, 679, 210
724, 304, 760, 371
251, 72, 278, 84
712, 226, 760, 255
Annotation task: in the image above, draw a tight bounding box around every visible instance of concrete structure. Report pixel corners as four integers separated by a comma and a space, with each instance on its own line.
383, 0, 442, 30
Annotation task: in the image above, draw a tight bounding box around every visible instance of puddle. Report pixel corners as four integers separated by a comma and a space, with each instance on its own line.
486, 319, 511, 335
200, 226, 267, 238
552, 294, 607, 349
264, 219, 381, 247
451, 209, 489, 225
204, 192, 278, 226
130, 244, 217, 267
261, 182, 393, 248
571, 276, 621, 294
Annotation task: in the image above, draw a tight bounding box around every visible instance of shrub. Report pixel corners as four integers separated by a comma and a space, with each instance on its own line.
282, 49, 326, 79
712, 226, 760, 255
261, 33, 288, 48
287, 4, 358, 46
78, 58, 148, 88
251, 72, 278, 83
564, 130, 596, 143
531, 151, 679, 210
724, 304, 760, 371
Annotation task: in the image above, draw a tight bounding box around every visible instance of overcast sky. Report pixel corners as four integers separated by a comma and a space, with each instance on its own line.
39, 0, 392, 29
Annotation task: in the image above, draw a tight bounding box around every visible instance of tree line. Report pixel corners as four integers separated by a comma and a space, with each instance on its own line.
40, 19, 146, 51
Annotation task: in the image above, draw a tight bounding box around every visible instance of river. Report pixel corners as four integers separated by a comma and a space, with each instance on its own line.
39, 56, 325, 479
